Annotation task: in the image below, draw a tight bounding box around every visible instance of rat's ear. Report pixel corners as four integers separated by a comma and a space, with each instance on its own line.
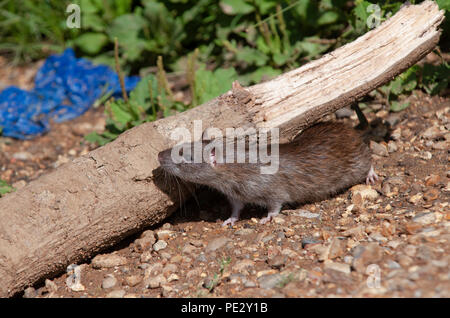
209, 147, 217, 168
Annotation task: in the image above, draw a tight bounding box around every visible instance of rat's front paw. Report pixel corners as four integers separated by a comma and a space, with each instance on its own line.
222, 217, 238, 227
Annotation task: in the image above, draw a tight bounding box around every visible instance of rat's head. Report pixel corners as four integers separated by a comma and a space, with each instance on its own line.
158, 140, 221, 184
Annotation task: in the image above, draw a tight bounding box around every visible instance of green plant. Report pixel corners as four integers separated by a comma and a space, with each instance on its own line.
204, 256, 232, 292
0, 179, 14, 197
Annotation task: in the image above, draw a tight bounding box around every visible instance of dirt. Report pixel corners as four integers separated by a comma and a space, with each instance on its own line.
1, 59, 449, 298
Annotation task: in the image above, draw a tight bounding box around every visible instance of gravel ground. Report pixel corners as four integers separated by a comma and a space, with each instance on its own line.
1, 58, 449, 298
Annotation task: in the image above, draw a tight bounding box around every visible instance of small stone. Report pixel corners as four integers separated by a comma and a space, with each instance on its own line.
45, 279, 58, 293
125, 275, 142, 287
205, 236, 230, 253
397, 255, 413, 267
106, 289, 126, 298
386, 260, 401, 269
301, 237, 322, 248
293, 209, 320, 219
341, 226, 365, 240
182, 244, 197, 255
425, 174, 441, 187
391, 128, 402, 140
351, 185, 380, 203
432, 141, 448, 150
328, 238, 347, 260
189, 239, 204, 247
423, 189, 439, 201
234, 259, 255, 273
408, 193, 423, 204
387, 140, 397, 153
163, 263, 178, 275
422, 126, 442, 139
324, 260, 351, 274
102, 274, 117, 289
167, 274, 180, 282
92, 254, 127, 269
235, 228, 255, 236
273, 216, 285, 224
13, 151, 32, 161
257, 273, 284, 289
352, 243, 383, 273
412, 212, 436, 225
145, 274, 166, 289
140, 250, 153, 263
370, 141, 388, 157
267, 255, 287, 270
153, 240, 168, 252
134, 235, 156, 252
170, 255, 183, 263
419, 151, 432, 160
156, 230, 176, 241
23, 287, 37, 298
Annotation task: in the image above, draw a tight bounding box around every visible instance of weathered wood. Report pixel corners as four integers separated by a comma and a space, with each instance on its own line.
0, 1, 444, 297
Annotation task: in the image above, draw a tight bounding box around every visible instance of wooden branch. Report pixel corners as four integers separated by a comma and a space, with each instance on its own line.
0, 0, 444, 297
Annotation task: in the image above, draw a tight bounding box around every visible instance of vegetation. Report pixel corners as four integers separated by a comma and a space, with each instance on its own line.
0, 0, 448, 144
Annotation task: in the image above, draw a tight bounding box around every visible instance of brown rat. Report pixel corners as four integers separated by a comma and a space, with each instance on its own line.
158, 121, 378, 226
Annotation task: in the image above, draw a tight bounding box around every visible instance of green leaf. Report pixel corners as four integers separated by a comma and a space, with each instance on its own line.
74, 32, 108, 55
0, 179, 14, 196
421, 63, 450, 95
109, 100, 134, 125
235, 47, 269, 66
195, 66, 237, 104
129, 74, 158, 111
238, 66, 281, 85
436, 0, 450, 10
84, 132, 111, 146
220, 0, 254, 15
390, 101, 410, 112
317, 11, 340, 25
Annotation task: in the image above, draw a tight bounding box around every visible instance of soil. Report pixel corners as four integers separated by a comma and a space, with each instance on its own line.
1, 58, 449, 298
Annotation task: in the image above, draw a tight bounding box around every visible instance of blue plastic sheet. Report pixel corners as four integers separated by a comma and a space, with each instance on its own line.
0, 48, 139, 139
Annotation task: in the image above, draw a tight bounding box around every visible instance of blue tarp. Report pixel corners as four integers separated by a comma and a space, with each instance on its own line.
0, 48, 139, 139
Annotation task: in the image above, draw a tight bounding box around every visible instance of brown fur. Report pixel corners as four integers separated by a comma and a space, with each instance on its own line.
158, 121, 372, 213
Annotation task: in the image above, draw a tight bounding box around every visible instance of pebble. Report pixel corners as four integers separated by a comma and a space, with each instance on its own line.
140, 250, 153, 263
421, 126, 442, 139
412, 212, 436, 225
12, 180, 27, 190
182, 244, 197, 255
267, 255, 287, 270
387, 140, 398, 153
235, 228, 255, 236
92, 254, 127, 269
125, 275, 142, 287
145, 274, 167, 289
408, 193, 423, 204
167, 274, 180, 282
293, 209, 320, 219
153, 240, 168, 252
23, 287, 37, 298
134, 232, 156, 252
45, 279, 58, 293
370, 141, 389, 157
324, 260, 351, 274
156, 230, 177, 241
102, 274, 117, 289
386, 260, 401, 269
205, 236, 230, 253
257, 273, 284, 289
423, 188, 439, 201
391, 127, 402, 140
425, 174, 441, 186
163, 263, 178, 275
234, 259, 255, 273
351, 185, 380, 203
385, 113, 401, 127
12, 151, 32, 161
352, 243, 383, 273
106, 289, 126, 298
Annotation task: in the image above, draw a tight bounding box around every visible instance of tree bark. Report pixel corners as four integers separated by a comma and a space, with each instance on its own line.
0, 0, 444, 297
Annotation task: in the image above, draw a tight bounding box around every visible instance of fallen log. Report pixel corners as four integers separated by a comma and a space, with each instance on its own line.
0, 1, 444, 297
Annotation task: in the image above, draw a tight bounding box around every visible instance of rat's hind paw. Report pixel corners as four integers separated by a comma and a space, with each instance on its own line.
366, 165, 379, 185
